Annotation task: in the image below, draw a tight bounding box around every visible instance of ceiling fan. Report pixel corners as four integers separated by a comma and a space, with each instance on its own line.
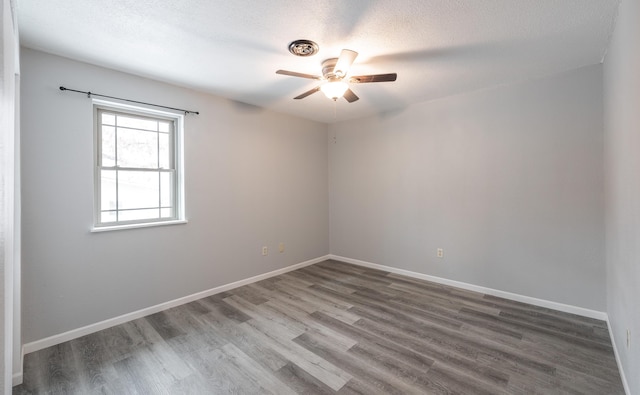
276, 49, 397, 103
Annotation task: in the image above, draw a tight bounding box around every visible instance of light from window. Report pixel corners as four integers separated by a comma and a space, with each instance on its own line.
94, 105, 184, 228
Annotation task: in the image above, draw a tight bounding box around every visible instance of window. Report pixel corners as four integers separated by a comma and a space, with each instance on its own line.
94, 103, 185, 229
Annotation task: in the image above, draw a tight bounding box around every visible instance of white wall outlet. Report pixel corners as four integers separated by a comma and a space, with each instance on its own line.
262, 246, 268, 256
627, 329, 631, 349
278, 242, 285, 253
437, 248, 444, 258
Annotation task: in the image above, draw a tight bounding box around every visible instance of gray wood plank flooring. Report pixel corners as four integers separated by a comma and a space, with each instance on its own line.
14, 260, 625, 394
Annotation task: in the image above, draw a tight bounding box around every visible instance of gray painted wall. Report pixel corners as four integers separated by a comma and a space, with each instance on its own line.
604, 0, 640, 392
329, 65, 606, 311
20, 49, 329, 343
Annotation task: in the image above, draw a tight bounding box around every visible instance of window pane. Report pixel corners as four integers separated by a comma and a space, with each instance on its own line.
101, 211, 117, 223
160, 208, 173, 218
159, 133, 171, 169
100, 170, 117, 211
160, 172, 173, 207
119, 208, 160, 222
117, 115, 158, 132
102, 113, 116, 126
101, 126, 116, 167
117, 129, 158, 168
159, 121, 170, 133
118, 170, 159, 210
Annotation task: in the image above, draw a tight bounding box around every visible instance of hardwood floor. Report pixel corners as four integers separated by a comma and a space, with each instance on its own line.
14, 260, 624, 394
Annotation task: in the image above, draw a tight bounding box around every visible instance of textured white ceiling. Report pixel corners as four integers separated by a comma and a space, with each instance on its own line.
17, 0, 619, 123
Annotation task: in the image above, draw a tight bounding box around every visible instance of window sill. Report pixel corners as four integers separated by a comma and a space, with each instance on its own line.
90, 219, 188, 233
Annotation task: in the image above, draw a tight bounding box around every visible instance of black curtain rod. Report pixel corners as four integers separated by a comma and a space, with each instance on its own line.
59, 86, 199, 115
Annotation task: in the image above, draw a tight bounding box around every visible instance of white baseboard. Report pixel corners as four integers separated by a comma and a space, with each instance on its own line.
18, 253, 624, 391
12, 371, 22, 386
606, 317, 631, 395
330, 255, 633, 390
20, 255, 329, 358
340, 250, 630, 392
328, 254, 608, 321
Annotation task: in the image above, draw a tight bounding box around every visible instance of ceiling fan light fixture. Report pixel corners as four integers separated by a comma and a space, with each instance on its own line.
276, 47, 395, 104
320, 80, 349, 100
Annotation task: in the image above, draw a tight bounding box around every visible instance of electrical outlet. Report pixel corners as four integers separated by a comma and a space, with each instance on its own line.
279, 242, 285, 253
262, 246, 268, 256
437, 248, 444, 258
627, 329, 631, 349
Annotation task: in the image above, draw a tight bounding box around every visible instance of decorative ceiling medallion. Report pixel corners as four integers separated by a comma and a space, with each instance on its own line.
288, 40, 319, 57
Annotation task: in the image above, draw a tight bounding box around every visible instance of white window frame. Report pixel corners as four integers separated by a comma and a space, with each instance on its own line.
91, 100, 186, 232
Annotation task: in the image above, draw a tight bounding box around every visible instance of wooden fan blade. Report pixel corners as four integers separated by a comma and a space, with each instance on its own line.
333, 49, 358, 77
350, 73, 397, 83
294, 86, 321, 100
343, 88, 359, 103
276, 70, 322, 80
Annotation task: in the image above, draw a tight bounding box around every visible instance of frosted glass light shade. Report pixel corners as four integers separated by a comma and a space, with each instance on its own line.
321, 81, 349, 100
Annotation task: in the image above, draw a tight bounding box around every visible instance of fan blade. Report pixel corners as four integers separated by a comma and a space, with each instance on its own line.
294, 86, 321, 100
333, 49, 358, 77
350, 73, 397, 83
276, 70, 322, 80
343, 88, 359, 103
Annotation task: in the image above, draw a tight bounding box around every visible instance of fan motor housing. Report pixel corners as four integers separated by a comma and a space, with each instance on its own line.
322, 58, 339, 79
